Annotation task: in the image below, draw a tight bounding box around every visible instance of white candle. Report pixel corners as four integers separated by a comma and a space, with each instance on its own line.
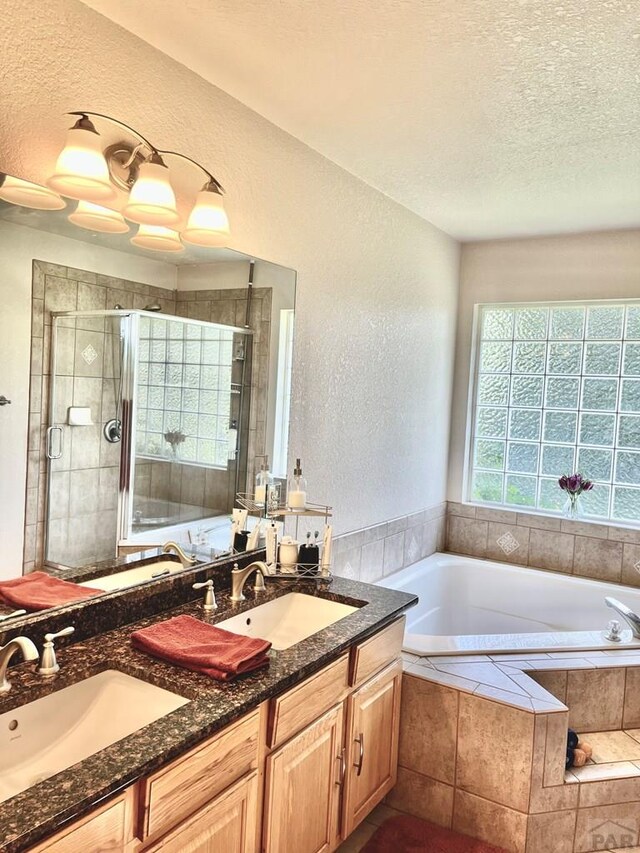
288, 489, 307, 509
255, 485, 266, 504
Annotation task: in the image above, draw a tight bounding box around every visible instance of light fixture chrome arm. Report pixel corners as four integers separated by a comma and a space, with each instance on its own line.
158, 150, 225, 194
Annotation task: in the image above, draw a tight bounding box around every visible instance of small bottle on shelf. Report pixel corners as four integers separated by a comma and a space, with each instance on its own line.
287, 458, 307, 510
255, 457, 273, 507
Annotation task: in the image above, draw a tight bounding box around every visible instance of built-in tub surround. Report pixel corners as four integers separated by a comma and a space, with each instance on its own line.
391, 651, 640, 853
379, 553, 640, 656
0, 576, 415, 852
446, 501, 640, 588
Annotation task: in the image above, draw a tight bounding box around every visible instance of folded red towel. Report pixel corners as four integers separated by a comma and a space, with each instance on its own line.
0, 571, 104, 611
131, 614, 272, 682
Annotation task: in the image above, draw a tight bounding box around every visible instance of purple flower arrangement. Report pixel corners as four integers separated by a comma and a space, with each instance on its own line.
558, 473, 593, 496
558, 473, 593, 519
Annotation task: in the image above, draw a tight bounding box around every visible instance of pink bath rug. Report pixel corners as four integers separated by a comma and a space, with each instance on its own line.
361, 815, 508, 853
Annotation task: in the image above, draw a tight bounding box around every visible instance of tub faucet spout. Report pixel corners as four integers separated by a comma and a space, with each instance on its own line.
605, 597, 640, 640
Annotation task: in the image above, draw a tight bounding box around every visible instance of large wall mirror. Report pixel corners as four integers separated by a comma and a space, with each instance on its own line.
0, 170, 296, 624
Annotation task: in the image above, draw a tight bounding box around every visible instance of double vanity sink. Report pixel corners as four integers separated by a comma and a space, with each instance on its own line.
0, 592, 359, 808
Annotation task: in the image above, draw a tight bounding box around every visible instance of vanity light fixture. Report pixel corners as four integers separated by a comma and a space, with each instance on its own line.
182, 178, 230, 247
41, 111, 230, 251
122, 154, 179, 227
68, 200, 130, 234
130, 223, 184, 253
47, 115, 116, 203
0, 174, 66, 210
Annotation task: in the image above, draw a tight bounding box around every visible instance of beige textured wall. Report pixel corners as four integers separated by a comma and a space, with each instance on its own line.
448, 229, 640, 501
0, 0, 460, 563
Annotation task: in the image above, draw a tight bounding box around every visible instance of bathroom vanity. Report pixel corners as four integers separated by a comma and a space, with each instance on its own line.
0, 576, 415, 853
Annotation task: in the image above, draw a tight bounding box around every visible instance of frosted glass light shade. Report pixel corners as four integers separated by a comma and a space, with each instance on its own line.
68, 201, 129, 234
182, 189, 230, 246
123, 161, 179, 226
47, 126, 115, 202
131, 223, 183, 253
0, 175, 66, 210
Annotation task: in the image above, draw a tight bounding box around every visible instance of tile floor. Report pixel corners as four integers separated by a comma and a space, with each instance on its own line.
565, 729, 640, 782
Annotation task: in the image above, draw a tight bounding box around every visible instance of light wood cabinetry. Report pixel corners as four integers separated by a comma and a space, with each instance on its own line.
342, 659, 403, 837
27, 618, 405, 853
263, 704, 344, 853
144, 771, 258, 853
28, 789, 136, 853
139, 708, 260, 842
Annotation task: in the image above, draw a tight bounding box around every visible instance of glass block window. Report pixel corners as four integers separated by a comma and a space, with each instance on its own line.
135, 316, 238, 468
469, 302, 640, 524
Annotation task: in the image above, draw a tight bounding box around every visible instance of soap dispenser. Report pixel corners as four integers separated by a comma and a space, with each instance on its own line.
287, 458, 307, 510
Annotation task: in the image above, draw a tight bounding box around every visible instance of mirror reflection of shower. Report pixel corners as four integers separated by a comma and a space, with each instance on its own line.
44, 308, 253, 569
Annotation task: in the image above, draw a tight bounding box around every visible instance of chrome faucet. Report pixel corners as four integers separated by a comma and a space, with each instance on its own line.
161, 541, 198, 567
230, 561, 268, 602
0, 636, 39, 694
605, 597, 640, 639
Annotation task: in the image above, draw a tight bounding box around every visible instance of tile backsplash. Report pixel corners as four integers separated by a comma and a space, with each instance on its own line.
446, 501, 640, 587
331, 502, 446, 583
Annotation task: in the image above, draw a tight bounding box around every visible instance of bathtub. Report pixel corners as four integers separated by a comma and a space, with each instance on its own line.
377, 552, 640, 656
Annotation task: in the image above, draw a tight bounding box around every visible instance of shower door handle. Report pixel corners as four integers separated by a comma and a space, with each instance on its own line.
46, 426, 64, 460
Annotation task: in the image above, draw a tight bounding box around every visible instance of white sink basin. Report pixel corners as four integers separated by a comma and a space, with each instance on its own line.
82, 559, 185, 591
216, 592, 358, 651
0, 670, 189, 803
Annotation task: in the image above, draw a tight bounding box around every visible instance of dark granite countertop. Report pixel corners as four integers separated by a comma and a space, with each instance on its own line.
0, 576, 416, 853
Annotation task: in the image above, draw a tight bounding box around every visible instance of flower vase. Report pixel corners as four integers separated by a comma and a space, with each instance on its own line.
563, 493, 582, 520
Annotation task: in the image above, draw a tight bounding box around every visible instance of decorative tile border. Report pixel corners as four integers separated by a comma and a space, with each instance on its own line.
446, 502, 640, 587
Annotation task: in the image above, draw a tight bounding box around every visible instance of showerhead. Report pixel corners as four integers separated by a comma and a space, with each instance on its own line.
144, 303, 162, 312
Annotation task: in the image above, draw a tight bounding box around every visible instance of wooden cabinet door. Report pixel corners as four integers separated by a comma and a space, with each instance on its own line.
145, 771, 258, 853
263, 703, 344, 853
342, 659, 402, 837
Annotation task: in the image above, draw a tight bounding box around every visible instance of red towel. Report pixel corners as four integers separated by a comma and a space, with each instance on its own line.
0, 571, 104, 611
131, 614, 272, 682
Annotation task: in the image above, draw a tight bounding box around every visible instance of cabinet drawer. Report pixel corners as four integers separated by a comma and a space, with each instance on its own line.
139, 708, 260, 841
267, 654, 349, 748
28, 790, 133, 853
349, 617, 404, 688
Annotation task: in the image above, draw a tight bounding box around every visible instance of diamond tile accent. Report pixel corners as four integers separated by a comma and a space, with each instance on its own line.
634, 558, 640, 573
81, 344, 98, 365
497, 531, 520, 554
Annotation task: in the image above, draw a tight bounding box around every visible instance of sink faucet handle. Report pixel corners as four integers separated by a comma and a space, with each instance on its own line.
193, 579, 217, 612
0, 609, 27, 623
38, 626, 75, 676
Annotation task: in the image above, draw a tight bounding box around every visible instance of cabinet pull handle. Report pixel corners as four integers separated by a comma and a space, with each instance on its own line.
354, 733, 365, 777
336, 747, 346, 786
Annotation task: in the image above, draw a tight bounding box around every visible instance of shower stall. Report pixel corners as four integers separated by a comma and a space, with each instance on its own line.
44, 309, 253, 569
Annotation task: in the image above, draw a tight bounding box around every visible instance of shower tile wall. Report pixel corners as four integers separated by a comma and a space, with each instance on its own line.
176, 287, 272, 501
25, 260, 177, 572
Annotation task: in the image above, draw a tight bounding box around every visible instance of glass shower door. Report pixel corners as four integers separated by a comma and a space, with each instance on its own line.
45, 313, 124, 568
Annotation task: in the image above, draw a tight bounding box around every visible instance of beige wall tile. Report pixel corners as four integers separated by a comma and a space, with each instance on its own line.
486, 522, 530, 566
360, 539, 385, 583
457, 693, 534, 812
577, 774, 640, 808
398, 674, 459, 785
624, 668, 640, 728
453, 789, 528, 853
385, 766, 454, 828
622, 543, 640, 588
574, 803, 640, 852
476, 506, 518, 524
530, 671, 568, 704
516, 512, 562, 532
561, 519, 610, 540
572, 536, 623, 583
580, 731, 640, 763
545, 711, 570, 788
447, 501, 477, 518
527, 528, 575, 573
446, 515, 488, 557
566, 669, 626, 731
525, 810, 576, 853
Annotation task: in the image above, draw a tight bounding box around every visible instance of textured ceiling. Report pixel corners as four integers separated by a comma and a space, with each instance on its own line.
79, 0, 640, 240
